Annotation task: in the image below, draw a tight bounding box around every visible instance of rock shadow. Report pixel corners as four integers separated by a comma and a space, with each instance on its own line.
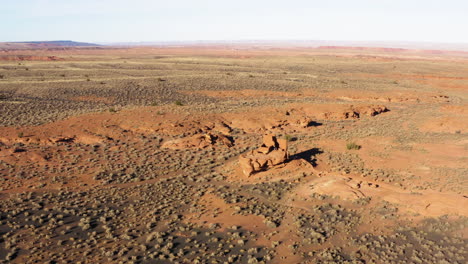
289, 147, 323, 167
307, 121, 323, 127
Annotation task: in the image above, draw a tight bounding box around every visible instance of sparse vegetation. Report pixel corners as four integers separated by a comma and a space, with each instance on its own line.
346, 142, 361, 150
0, 47, 466, 264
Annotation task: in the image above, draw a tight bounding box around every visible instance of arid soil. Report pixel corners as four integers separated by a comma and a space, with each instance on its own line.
0, 46, 467, 263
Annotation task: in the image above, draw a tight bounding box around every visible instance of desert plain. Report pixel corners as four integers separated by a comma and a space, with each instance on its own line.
0, 45, 467, 263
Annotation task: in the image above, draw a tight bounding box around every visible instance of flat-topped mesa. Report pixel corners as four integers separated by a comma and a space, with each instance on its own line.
239, 134, 289, 177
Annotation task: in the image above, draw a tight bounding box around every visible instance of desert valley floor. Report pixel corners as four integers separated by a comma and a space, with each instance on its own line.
0, 46, 467, 263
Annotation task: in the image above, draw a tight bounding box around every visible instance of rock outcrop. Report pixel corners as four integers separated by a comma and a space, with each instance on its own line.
161, 133, 234, 150
49, 136, 76, 143
320, 105, 388, 119
239, 134, 288, 176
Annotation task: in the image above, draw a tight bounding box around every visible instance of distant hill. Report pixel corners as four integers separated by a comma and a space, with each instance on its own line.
0, 40, 100, 50
18, 40, 99, 46
100, 40, 468, 51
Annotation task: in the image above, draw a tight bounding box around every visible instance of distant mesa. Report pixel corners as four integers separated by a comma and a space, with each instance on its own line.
317, 46, 408, 52
0, 55, 65, 61
0, 40, 100, 50
14, 40, 99, 47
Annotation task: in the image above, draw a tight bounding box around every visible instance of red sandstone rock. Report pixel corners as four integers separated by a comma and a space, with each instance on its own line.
239, 134, 288, 176
263, 134, 277, 148
161, 133, 234, 150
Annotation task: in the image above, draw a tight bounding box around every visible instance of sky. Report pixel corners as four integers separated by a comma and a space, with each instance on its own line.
1, 0, 467, 43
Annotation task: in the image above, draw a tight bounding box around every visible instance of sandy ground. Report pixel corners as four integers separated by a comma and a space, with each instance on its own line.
0, 46, 467, 263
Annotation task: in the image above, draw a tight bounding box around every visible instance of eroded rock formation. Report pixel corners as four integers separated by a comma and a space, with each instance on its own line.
161, 133, 234, 150
239, 134, 288, 176
320, 105, 389, 119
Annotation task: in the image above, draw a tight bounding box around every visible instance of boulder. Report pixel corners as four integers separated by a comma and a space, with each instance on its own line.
354, 105, 389, 116
291, 116, 313, 128
263, 134, 278, 148
239, 134, 288, 176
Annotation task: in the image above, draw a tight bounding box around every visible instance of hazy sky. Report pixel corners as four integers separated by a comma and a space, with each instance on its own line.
1, 0, 467, 43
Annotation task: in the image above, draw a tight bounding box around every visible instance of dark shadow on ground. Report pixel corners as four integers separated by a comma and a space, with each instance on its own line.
307, 121, 323, 127
289, 148, 323, 167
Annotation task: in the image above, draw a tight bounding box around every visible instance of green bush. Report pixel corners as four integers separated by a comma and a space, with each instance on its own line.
346, 142, 361, 150
174, 101, 184, 106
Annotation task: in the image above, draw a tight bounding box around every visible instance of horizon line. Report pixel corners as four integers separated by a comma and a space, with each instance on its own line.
3, 39, 468, 45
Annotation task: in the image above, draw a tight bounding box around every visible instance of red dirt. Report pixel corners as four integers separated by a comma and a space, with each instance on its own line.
296, 174, 468, 217
1, 46, 467, 263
